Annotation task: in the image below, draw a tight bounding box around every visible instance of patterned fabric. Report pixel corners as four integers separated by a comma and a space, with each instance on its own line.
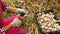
4, 6, 9, 11
0, 28, 5, 34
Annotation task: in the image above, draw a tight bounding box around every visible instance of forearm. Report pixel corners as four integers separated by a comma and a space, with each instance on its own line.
7, 6, 16, 13
0, 24, 12, 34
6, 6, 27, 14
3, 24, 12, 32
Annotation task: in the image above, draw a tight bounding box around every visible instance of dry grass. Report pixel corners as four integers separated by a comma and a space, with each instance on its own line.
5, 0, 60, 34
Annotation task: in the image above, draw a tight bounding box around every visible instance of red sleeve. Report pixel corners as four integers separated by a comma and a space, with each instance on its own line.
1, 0, 7, 11
0, 32, 2, 34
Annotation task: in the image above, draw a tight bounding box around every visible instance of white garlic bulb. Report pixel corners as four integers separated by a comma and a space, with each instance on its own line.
46, 30, 50, 32
38, 13, 41, 15
48, 27, 52, 30
44, 26, 48, 29
40, 19, 44, 22
37, 12, 60, 32
41, 26, 45, 28
54, 28, 57, 31
52, 28, 55, 31
44, 17, 47, 21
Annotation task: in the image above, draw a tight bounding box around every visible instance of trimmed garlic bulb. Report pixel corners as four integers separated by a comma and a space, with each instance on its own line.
41, 26, 45, 28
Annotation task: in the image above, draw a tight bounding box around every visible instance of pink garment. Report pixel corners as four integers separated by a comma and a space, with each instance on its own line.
3, 16, 26, 34
0, 0, 6, 28
0, 1, 27, 34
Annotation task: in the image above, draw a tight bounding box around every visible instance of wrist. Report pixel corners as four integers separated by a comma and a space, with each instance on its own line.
3, 24, 13, 32
9, 24, 13, 28
6, 6, 16, 13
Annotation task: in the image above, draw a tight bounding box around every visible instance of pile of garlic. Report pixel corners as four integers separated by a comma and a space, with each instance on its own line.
37, 12, 60, 32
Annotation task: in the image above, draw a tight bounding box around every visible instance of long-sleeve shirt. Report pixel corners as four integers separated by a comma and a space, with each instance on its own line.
0, 0, 6, 28
0, 0, 26, 34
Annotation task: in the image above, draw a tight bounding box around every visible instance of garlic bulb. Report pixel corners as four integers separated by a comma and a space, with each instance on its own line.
37, 12, 60, 32
41, 26, 45, 28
